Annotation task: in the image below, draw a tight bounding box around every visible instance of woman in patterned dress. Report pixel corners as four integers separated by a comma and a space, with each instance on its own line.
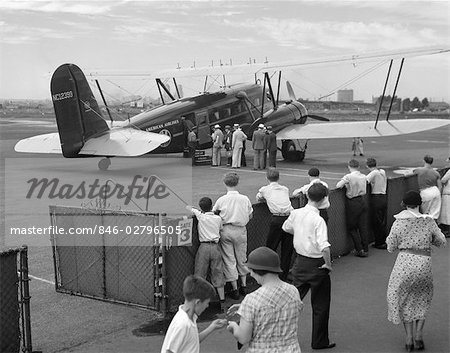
226, 247, 303, 353
386, 191, 447, 351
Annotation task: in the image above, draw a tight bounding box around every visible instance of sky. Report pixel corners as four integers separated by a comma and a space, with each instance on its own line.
1, 0, 449, 103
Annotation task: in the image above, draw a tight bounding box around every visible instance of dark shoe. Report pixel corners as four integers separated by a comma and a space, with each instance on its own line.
228, 289, 240, 300
239, 286, 247, 297
405, 343, 414, 352
313, 343, 336, 350
372, 243, 387, 249
415, 340, 424, 351
355, 250, 368, 258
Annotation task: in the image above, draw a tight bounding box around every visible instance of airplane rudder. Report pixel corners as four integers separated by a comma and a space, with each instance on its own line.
50, 64, 108, 157
51, 64, 84, 157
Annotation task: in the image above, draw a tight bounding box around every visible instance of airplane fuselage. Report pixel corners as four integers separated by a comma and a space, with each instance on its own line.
123, 83, 269, 154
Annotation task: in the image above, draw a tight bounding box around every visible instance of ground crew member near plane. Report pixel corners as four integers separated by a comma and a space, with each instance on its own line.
336, 159, 370, 258
366, 158, 388, 249
252, 124, 266, 170
231, 124, 247, 169
224, 125, 233, 166
187, 128, 198, 164
256, 168, 294, 281
265, 125, 277, 168
211, 124, 224, 166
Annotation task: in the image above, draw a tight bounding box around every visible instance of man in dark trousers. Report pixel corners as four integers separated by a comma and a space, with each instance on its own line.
265, 126, 277, 168
365, 158, 388, 249
282, 183, 335, 350
256, 168, 294, 281
336, 159, 369, 257
252, 124, 266, 170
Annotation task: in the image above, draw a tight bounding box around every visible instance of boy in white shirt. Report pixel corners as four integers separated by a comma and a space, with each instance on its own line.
161, 275, 227, 353
186, 197, 225, 303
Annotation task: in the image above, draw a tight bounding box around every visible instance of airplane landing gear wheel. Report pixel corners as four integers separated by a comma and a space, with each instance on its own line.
281, 140, 305, 162
98, 158, 111, 171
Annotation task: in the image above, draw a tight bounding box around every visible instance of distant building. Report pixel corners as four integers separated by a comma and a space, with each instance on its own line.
337, 89, 353, 102
428, 101, 450, 112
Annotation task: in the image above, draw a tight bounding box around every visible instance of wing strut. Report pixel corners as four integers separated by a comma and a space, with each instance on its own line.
173, 78, 181, 99
386, 58, 405, 122
156, 78, 175, 104
375, 60, 393, 129
95, 79, 113, 123
276, 71, 282, 107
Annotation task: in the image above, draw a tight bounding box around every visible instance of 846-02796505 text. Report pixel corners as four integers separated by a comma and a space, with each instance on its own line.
9, 225, 182, 236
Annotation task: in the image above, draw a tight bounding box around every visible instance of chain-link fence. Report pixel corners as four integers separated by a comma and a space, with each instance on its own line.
50, 206, 192, 310
0, 246, 32, 353
51, 173, 430, 315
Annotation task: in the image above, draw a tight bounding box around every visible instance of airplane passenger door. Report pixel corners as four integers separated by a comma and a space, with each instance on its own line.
195, 110, 211, 145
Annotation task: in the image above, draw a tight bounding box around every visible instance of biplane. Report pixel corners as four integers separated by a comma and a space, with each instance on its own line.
15, 47, 450, 170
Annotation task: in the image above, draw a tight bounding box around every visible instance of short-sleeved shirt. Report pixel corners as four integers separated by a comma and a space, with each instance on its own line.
337, 170, 367, 199
414, 166, 440, 190
237, 281, 303, 353
213, 191, 253, 226
161, 306, 199, 353
256, 182, 294, 215
366, 168, 387, 194
189, 209, 222, 242
283, 204, 330, 258
292, 178, 330, 209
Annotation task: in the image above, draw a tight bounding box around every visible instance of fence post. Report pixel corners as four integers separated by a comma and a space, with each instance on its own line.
160, 213, 168, 317
19, 245, 32, 353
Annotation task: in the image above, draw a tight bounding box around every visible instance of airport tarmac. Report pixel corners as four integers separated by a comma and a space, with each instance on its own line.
0, 116, 449, 352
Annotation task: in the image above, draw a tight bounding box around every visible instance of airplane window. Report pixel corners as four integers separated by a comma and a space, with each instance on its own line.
209, 110, 219, 121
254, 98, 260, 106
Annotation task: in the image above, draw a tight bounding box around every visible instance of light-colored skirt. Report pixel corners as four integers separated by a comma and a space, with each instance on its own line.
387, 252, 433, 324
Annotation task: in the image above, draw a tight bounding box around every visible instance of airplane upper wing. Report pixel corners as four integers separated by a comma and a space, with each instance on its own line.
276, 119, 450, 140
14, 128, 170, 157
89, 46, 450, 79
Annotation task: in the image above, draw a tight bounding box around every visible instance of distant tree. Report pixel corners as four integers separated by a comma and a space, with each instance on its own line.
421, 97, 429, 108
411, 97, 422, 110
402, 98, 411, 111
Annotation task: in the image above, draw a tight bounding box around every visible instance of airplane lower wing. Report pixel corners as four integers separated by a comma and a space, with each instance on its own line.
276, 118, 450, 140
14, 128, 170, 157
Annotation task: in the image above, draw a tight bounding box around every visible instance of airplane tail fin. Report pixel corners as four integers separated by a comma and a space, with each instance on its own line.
51, 63, 109, 157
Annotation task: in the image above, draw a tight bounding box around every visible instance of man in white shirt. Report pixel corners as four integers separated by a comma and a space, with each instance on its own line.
256, 168, 294, 281
336, 159, 369, 258
292, 167, 330, 223
365, 158, 388, 249
213, 172, 253, 299
282, 183, 335, 350
211, 125, 224, 166
231, 124, 247, 168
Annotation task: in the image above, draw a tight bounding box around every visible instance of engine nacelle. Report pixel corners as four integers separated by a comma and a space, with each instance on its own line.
263, 101, 308, 133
